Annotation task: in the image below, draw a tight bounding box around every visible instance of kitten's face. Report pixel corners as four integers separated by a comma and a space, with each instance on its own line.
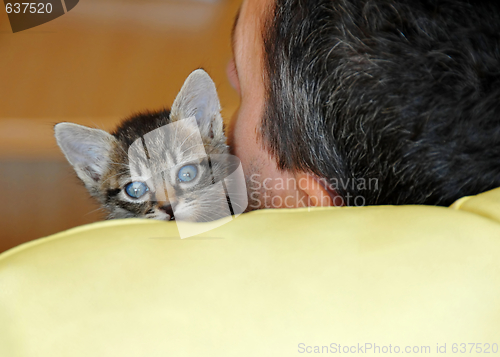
101, 117, 231, 221
55, 69, 235, 222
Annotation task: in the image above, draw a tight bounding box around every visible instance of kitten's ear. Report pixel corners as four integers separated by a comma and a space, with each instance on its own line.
170, 69, 224, 140
54, 123, 116, 190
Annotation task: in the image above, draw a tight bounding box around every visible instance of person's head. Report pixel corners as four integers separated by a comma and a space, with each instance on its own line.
228, 0, 500, 210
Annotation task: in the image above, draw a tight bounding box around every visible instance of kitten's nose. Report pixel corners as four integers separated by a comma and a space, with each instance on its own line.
159, 204, 175, 220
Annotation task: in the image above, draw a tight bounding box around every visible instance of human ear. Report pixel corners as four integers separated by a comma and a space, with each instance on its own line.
294, 172, 343, 207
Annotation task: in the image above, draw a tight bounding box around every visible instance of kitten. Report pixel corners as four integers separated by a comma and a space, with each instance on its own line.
55, 69, 239, 222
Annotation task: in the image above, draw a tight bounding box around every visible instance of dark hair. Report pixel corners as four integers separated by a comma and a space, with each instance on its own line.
262, 0, 500, 205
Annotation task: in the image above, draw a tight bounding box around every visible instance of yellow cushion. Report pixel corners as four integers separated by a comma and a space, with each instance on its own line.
451, 186, 500, 223
1, 189, 499, 356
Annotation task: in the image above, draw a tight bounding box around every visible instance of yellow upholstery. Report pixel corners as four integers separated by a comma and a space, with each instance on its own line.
1, 188, 500, 356
450, 187, 500, 224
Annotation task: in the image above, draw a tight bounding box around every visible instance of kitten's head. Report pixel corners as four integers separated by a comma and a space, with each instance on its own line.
55, 69, 232, 222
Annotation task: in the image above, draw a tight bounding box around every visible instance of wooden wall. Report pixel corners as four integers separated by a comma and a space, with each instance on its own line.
0, 0, 241, 253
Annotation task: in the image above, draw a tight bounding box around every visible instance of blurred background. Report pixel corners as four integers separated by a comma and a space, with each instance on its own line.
0, 0, 241, 252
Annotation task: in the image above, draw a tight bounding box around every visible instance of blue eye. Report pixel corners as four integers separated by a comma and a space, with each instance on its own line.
177, 164, 198, 183
125, 181, 149, 199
